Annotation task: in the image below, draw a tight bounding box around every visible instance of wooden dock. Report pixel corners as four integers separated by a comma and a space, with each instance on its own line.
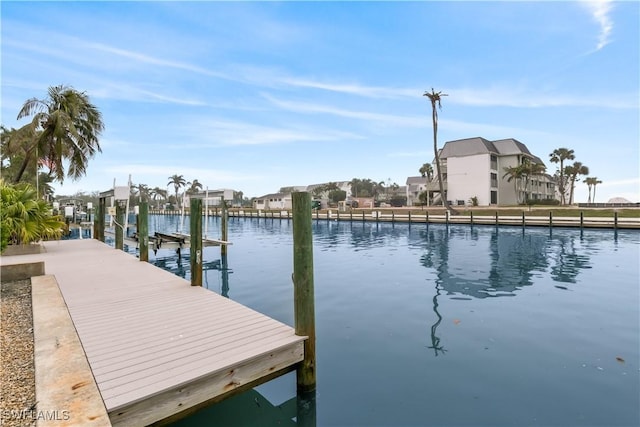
2, 239, 305, 426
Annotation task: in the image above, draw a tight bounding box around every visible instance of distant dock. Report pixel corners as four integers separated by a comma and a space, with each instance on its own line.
148, 208, 640, 230
2, 239, 305, 426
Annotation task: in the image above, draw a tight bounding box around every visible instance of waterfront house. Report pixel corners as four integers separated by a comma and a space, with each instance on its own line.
406, 176, 429, 207
253, 192, 292, 210
187, 189, 235, 207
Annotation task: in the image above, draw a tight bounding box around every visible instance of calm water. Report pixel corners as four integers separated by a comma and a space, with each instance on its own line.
119, 215, 640, 427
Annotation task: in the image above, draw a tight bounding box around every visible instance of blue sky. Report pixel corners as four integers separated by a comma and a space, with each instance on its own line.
2, 1, 638, 202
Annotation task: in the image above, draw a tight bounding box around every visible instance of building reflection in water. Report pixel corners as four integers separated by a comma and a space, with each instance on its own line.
414, 225, 593, 355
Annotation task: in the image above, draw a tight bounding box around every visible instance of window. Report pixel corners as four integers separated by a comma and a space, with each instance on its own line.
491, 191, 497, 205
490, 173, 498, 188
490, 155, 498, 170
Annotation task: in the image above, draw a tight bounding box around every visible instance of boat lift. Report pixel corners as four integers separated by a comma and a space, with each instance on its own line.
101, 178, 232, 256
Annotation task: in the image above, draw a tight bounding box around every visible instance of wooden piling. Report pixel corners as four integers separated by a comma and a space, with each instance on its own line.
408, 211, 412, 223
97, 197, 106, 242
549, 212, 553, 228
614, 211, 618, 229
221, 200, 228, 257
580, 211, 584, 229
495, 211, 499, 226
470, 211, 474, 226
190, 198, 202, 287
522, 212, 526, 228
292, 192, 316, 393
115, 203, 124, 250
139, 202, 149, 262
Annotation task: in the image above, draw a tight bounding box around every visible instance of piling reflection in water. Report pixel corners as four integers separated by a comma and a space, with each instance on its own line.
151, 253, 232, 296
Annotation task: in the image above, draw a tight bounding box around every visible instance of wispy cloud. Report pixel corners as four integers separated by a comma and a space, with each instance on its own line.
105, 164, 262, 183
85, 42, 229, 79
279, 77, 416, 99
177, 118, 363, 148
90, 83, 206, 106
276, 77, 637, 109
582, 0, 614, 51
447, 86, 636, 109
263, 93, 426, 127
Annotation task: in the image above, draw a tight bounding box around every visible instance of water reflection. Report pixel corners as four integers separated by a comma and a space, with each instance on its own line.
428, 283, 446, 356
418, 227, 593, 298
549, 235, 591, 284
168, 387, 316, 427
152, 252, 232, 297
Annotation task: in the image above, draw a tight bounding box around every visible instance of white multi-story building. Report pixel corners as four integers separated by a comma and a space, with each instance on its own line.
414, 137, 556, 207
187, 189, 235, 206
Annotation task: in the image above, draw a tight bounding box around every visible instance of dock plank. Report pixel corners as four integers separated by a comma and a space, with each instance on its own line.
3, 239, 305, 426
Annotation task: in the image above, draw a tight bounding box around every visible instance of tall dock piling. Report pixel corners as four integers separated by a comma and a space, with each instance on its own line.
292, 192, 317, 393
190, 198, 203, 287
97, 197, 106, 242
221, 200, 229, 257
139, 202, 149, 262
115, 203, 124, 250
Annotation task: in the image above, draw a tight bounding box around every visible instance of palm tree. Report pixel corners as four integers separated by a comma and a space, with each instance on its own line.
503, 159, 546, 204
584, 177, 595, 203
167, 174, 186, 208
14, 85, 104, 184
549, 148, 575, 204
564, 162, 589, 205
503, 164, 526, 204
233, 191, 244, 206
37, 172, 55, 201
424, 88, 451, 212
592, 178, 602, 203
150, 187, 167, 209
185, 179, 203, 195
419, 163, 433, 181
583, 176, 603, 203
133, 183, 150, 202
525, 161, 547, 203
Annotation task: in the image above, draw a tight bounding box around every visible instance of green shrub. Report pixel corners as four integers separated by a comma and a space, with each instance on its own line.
526, 199, 561, 206
1, 181, 64, 252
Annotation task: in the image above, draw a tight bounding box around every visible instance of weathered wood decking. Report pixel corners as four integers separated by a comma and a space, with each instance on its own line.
2, 239, 305, 426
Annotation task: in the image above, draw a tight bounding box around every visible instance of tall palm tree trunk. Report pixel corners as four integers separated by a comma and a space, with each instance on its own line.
424, 89, 451, 213
13, 149, 34, 183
